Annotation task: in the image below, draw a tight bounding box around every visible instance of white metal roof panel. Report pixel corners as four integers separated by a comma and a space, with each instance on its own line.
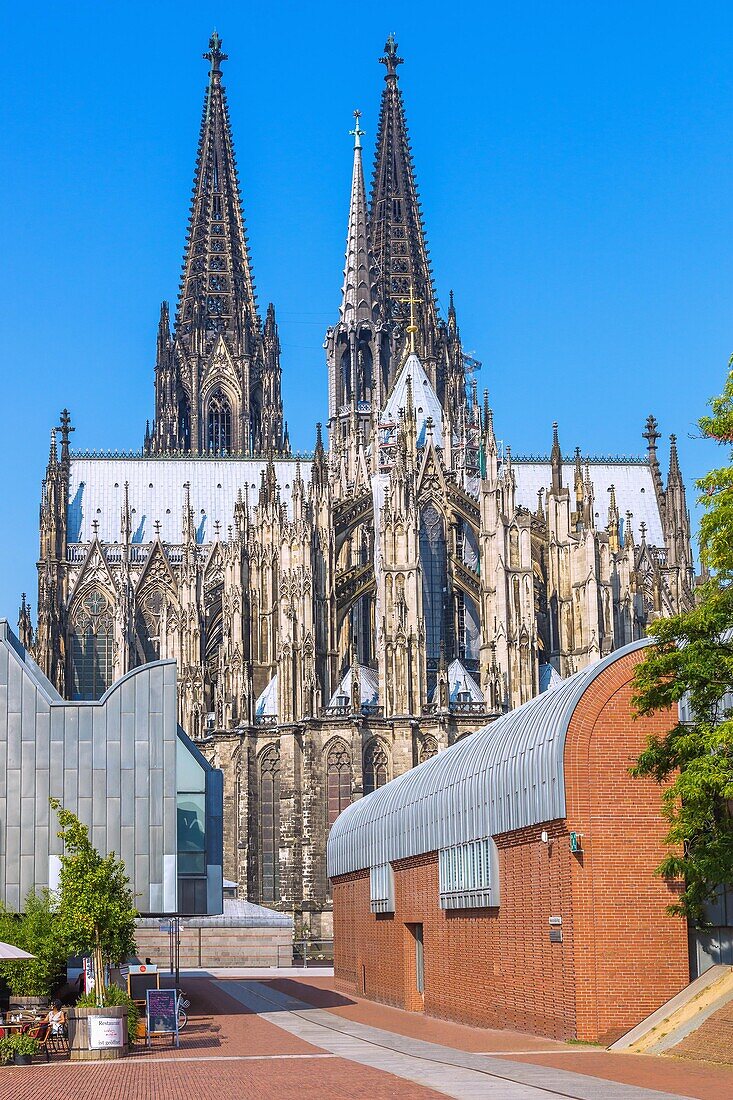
67, 457, 311, 545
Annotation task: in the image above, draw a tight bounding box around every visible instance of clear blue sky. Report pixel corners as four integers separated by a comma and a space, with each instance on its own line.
0, 1, 730, 620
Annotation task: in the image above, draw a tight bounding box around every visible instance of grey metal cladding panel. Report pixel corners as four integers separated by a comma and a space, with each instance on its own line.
6, 710, 21, 769
92, 827, 106, 857
77, 740, 93, 799
134, 740, 150, 781
134, 794, 149, 854
134, 672, 150, 739
92, 707, 107, 771
163, 795, 176, 856
92, 771, 107, 825
120, 826, 135, 880
20, 742, 35, 798
0, 640, 8, 689
0, 740, 6, 799
20, 797, 36, 855
63, 709, 79, 772
78, 707, 93, 743
5, 824, 20, 888
149, 729, 163, 771
121, 676, 136, 715
135, 854, 150, 906
120, 785, 135, 828
34, 769, 50, 827
106, 797, 121, 847
21, 674, 37, 739
163, 738, 177, 801
20, 854, 35, 901
121, 714, 135, 768
106, 741, 121, 796
149, 666, 164, 718
104, 689, 121, 740
149, 768, 164, 828
7, 657, 22, 714
76, 796, 93, 831
50, 707, 66, 742
6, 757, 20, 822
148, 825, 163, 883
34, 828, 49, 884
35, 711, 50, 769
63, 768, 78, 810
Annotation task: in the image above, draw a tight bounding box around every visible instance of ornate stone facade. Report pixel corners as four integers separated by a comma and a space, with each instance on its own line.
28, 35, 695, 933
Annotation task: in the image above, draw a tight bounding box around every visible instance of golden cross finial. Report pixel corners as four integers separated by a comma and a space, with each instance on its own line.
394, 283, 422, 353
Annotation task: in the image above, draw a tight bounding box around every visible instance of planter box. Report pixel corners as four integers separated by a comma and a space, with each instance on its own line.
8, 996, 49, 1014
68, 1006, 128, 1062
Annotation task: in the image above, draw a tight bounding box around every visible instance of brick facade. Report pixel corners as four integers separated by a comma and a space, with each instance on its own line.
332, 651, 689, 1043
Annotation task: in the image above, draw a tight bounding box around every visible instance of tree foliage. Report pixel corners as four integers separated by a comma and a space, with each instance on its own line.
50, 799, 137, 1001
0, 889, 66, 996
632, 364, 733, 924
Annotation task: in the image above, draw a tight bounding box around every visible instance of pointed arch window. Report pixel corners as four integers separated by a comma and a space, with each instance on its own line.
135, 586, 165, 665
420, 503, 449, 695
326, 740, 352, 829
363, 739, 389, 797
207, 391, 231, 454
419, 735, 438, 764
69, 588, 114, 701
259, 745, 280, 903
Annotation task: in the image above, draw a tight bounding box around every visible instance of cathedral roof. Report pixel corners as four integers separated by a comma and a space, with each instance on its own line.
381, 352, 443, 448
255, 674, 278, 718
432, 659, 483, 705
511, 458, 665, 545
66, 457, 310, 545
328, 664, 379, 708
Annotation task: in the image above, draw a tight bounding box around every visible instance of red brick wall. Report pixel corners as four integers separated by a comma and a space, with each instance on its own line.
332, 649, 690, 1041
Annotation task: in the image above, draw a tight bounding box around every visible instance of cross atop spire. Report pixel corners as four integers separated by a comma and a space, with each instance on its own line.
204, 31, 228, 78
350, 109, 365, 149
380, 33, 404, 78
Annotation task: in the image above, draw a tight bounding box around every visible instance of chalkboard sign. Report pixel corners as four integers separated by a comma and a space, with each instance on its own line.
146, 988, 179, 1047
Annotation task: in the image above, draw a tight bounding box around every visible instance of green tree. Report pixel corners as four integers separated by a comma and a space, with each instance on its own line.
50, 799, 138, 1003
0, 889, 66, 996
632, 363, 733, 924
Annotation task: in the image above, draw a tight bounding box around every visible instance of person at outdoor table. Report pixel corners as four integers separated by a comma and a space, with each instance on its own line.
43, 999, 66, 1035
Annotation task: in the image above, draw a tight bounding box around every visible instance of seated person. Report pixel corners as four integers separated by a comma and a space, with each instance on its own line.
44, 999, 67, 1036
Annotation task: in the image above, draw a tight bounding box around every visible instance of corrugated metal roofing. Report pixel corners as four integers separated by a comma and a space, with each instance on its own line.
327, 638, 652, 877
67, 458, 310, 544
512, 460, 664, 545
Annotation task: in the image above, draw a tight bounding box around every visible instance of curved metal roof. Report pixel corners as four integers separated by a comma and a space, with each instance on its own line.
327, 639, 651, 878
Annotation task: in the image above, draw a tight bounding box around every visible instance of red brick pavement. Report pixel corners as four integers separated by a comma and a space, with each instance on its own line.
0, 978, 444, 1100
265, 975, 733, 1100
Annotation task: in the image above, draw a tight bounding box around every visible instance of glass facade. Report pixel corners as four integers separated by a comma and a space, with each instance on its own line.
177, 738, 208, 914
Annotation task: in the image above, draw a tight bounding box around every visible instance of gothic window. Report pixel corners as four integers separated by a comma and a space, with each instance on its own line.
178, 396, 190, 450
210, 256, 225, 271
209, 275, 227, 292
420, 503, 449, 695
340, 346, 351, 404
69, 588, 114, 701
207, 391, 231, 454
325, 740, 351, 829
509, 526, 520, 569
135, 586, 164, 665
207, 295, 225, 315
259, 745, 280, 903
363, 739, 389, 796
419, 735, 438, 764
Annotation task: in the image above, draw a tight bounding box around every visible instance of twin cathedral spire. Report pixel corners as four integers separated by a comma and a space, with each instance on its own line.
146, 32, 467, 458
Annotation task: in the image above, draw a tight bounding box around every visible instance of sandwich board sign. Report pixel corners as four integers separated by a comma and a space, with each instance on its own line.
146, 987, 179, 1047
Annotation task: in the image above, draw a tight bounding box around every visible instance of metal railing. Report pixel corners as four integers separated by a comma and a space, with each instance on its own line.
277, 939, 334, 968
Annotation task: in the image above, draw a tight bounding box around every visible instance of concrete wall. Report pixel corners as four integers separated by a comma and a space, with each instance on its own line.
332, 650, 689, 1043
136, 922, 293, 968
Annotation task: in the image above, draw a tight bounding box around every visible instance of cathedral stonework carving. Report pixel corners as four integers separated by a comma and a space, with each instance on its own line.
28, 36, 695, 934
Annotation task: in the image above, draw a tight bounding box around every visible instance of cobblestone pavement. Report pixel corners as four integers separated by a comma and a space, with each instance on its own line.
1, 974, 732, 1100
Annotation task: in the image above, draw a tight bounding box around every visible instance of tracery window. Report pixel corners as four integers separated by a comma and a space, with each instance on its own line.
419, 736, 438, 764
420, 503, 449, 695
363, 739, 389, 796
207, 391, 232, 454
260, 745, 280, 903
326, 740, 351, 829
69, 588, 114, 701
135, 587, 164, 665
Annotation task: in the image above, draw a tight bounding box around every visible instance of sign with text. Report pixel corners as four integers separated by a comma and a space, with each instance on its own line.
88, 1016, 125, 1049
146, 988, 179, 1047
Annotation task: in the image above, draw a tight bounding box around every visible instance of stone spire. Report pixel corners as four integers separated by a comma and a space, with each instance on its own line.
17, 593, 33, 651
550, 422, 563, 496
370, 35, 440, 366
340, 110, 379, 327
176, 31, 259, 355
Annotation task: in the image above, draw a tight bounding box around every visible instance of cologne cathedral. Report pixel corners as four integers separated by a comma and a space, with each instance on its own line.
26, 34, 695, 931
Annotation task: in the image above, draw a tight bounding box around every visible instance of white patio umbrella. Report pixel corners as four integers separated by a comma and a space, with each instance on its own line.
0, 941, 35, 960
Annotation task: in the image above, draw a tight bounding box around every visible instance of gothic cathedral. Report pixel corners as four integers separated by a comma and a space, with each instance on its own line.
26, 35, 695, 932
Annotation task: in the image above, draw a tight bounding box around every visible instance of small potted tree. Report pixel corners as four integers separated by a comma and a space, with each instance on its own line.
0, 1033, 41, 1066
50, 799, 137, 1061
